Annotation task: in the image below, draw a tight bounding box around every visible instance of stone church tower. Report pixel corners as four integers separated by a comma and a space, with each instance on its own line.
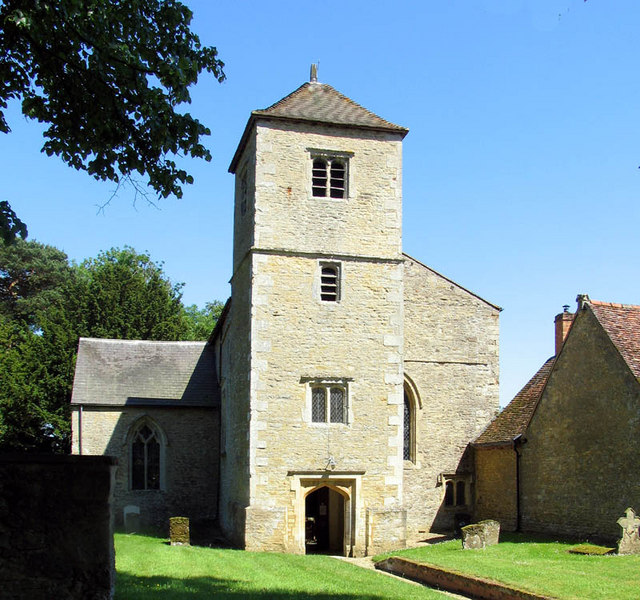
215, 69, 409, 555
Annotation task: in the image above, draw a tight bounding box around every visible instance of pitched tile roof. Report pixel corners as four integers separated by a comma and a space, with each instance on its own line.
475, 297, 640, 447
230, 80, 407, 172
474, 357, 555, 446
588, 300, 640, 379
254, 82, 408, 133
71, 338, 219, 407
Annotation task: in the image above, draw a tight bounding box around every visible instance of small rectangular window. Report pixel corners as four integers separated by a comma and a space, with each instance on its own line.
312, 387, 327, 422
320, 265, 340, 302
308, 382, 348, 424
329, 387, 345, 423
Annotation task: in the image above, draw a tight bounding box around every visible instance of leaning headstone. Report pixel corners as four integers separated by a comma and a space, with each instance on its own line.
170, 516, 190, 546
617, 507, 640, 555
461, 519, 500, 549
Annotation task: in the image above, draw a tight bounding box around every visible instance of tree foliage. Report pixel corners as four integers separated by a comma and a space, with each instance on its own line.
0, 240, 223, 453
181, 300, 224, 341
73, 246, 186, 340
0, 237, 73, 325
0, 0, 225, 241
0, 201, 27, 244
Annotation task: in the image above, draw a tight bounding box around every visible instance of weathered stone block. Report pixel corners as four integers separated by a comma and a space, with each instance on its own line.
170, 516, 190, 546
461, 519, 500, 549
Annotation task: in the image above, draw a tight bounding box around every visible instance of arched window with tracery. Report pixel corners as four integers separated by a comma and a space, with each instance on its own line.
403, 389, 415, 462
130, 421, 163, 490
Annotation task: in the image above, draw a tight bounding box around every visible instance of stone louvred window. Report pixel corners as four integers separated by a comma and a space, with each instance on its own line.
312, 157, 347, 199
311, 385, 346, 424
320, 265, 340, 302
131, 424, 160, 490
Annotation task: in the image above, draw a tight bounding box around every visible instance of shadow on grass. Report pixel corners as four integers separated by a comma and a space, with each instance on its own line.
116, 572, 411, 600
498, 532, 580, 545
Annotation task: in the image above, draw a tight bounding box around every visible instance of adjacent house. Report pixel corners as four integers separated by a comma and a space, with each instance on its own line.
474, 295, 640, 542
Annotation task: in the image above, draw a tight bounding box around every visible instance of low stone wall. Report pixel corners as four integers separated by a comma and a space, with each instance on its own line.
375, 557, 554, 600
0, 454, 117, 600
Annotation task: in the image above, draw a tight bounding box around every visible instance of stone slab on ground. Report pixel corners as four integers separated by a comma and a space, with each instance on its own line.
376, 556, 555, 600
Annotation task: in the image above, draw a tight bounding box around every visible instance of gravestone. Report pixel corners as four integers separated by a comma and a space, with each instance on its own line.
170, 516, 190, 546
617, 507, 640, 555
123, 505, 140, 534
461, 519, 500, 549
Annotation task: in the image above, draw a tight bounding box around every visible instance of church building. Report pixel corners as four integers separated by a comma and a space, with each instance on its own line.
70, 70, 500, 556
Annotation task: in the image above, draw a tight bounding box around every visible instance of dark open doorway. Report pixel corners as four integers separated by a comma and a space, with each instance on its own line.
305, 486, 345, 555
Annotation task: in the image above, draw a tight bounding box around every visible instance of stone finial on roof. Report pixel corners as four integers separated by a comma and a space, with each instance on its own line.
577, 294, 591, 309
310, 63, 318, 83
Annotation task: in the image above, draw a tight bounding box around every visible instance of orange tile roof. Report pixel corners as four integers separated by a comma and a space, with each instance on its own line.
474, 357, 555, 446
589, 300, 640, 379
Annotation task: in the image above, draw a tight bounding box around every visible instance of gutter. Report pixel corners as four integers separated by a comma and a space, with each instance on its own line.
78, 404, 83, 456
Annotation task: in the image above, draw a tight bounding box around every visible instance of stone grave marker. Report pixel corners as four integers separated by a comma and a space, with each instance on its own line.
461, 519, 500, 550
124, 504, 140, 534
170, 516, 190, 546
617, 507, 640, 555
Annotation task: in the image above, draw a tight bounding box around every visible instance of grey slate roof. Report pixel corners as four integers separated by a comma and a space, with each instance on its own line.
230, 81, 408, 173
71, 338, 219, 407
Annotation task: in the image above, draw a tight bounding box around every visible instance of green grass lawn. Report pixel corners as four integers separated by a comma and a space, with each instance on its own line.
114, 533, 447, 599
375, 533, 640, 600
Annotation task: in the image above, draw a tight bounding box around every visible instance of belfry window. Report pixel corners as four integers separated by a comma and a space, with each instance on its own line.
320, 264, 340, 302
312, 156, 348, 199
130, 423, 162, 490
311, 385, 347, 424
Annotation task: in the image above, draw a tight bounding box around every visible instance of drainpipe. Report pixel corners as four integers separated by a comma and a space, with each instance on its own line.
513, 434, 524, 531
78, 404, 83, 456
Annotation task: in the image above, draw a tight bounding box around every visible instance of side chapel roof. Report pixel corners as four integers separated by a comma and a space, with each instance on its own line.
474, 357, 555, 447
71, 338, 219, 407
230, 79, 408, 173
474, 296, 640, 447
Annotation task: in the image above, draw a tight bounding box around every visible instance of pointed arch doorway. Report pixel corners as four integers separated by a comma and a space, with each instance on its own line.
305, 486, 345, 555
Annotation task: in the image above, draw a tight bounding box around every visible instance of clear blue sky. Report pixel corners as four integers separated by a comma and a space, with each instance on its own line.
2, 0, 639, 405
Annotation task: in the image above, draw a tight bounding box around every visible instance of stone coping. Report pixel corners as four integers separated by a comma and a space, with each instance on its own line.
375, 556, 555, 600
0, 453, 118, 466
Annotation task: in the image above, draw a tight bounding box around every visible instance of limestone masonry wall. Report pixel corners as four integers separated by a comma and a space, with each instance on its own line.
220, 237, 253, 545
474, 446, 518, 531
0, 454, 116, 600
403, 256, 500, 537
252, 121, 403, 260
72, 406, 218, 534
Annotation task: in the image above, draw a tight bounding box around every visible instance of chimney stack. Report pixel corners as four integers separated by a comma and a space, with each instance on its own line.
554, 305, 574, 356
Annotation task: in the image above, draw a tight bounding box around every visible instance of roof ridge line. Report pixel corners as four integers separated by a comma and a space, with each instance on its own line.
589, 299, 640, 310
